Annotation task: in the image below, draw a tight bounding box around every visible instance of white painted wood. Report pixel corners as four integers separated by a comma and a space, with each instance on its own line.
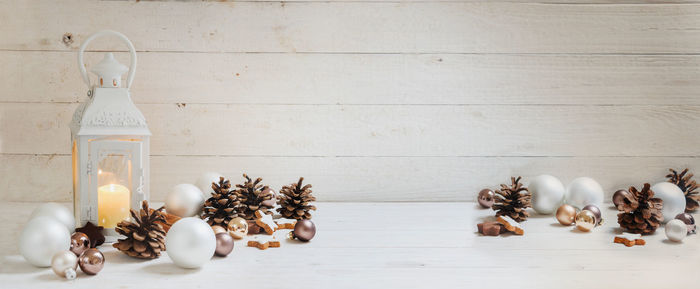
3, 51, 700, 105
3, 1, 700, 53
1, 103, 699, 157
2, 154, 697, 202
0, 202, 698, 289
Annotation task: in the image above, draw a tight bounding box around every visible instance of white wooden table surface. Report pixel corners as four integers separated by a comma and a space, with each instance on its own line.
0, 202, 698, 289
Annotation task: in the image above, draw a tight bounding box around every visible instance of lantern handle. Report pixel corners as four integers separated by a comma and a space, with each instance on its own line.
78, 30, 137, 89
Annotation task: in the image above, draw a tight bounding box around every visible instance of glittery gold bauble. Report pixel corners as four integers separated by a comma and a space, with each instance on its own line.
211, 225, 227, 235
575, 210, 596, 232
555, 204, 576, 226
227, 217, 248, 239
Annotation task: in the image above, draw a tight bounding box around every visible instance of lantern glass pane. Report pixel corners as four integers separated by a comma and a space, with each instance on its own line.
97, 154, 132, 228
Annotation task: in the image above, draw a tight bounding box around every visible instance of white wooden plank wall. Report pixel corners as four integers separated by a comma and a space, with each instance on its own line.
1, 0, 699, 202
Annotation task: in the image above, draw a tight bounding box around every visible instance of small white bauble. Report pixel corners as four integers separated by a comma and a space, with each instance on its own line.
166, 217, 216, 269
565, 177, 604, 209
651, 182, 686, 223
195, 172, 224, 196
165, 184, 205, 217
665, 219, 687, 242
51, 250, 78, 279
529, 175, 566, 215
19, 217, 71, 267
29, 203, 75, 233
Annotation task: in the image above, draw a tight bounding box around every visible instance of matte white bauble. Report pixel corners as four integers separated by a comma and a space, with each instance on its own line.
651, 182, 686, 223
29, 203, 75, 233
565, 177, 604, 209
665, 219, 687, 242
195, 172, 224, 196
166, 217, 216, 269
529, 175, 566, 214
19, 217, 71, 267
165, 184, 205, 217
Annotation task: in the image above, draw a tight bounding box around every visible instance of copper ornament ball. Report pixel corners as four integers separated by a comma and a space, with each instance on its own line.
675, 213, 696, 234
612, 189, 629, 207
582, 204, 602, 225
211, 225, 227, 235
477, 189, 495, 208
214, 233, 234, 257
227, 217, 248, 239
293, 219, 316, 242
575, 210, 596, 232
70, 232, 90, 256
555, 204, 577, 226
78, 248, 104, 275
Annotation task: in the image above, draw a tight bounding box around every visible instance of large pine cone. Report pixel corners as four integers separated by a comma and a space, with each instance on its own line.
201, 177, 241, 227
492, 176, 531, 222
617, 183, 663, 235
666, 168, 700, 212
277, 177, 317, 220
235, 174, 274, 220
113, 201, 167, 259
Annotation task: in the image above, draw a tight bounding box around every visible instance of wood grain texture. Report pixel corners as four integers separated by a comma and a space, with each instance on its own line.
2, 1, 700, 53
1, 154, 697, 202
3, 51, 700, 105
1, 103, 699, 157
0, 202, 698, 289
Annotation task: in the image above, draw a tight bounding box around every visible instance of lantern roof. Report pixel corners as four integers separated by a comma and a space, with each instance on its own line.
70, 87, 151, 137
91, 53, 128, 83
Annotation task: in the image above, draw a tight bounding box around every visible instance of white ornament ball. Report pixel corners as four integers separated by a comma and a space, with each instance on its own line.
165, 184, 205, 217
29, 203, 75, 233
565, 177, 604, 209
195, 172, 224, 196
529, 175, 566, 215
166, 217, 216, 269
51, 250, 78, 279
665, 219, 687, 242
651, 182, 686, 223
19, 217, 71, 267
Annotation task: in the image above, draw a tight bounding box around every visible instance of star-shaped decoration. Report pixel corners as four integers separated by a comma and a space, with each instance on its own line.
76, 221, 105, 248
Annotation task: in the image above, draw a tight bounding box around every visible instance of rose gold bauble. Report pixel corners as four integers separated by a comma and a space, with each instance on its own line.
70, 232, 90, 256
292, 220, 316, 242
477, 189, 495, 208
261, 188, 277, 207
78, 248, 104, 275
612, 189, 629, 207
227, 217, 248, 239
582, 204, 602, 225
211, 225, 227, 235
575, 210, 596, 232
215, 233, 234, 257
555, 204, 577, 226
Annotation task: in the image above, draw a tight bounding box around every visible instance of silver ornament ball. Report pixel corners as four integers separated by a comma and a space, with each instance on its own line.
651, 182, 686, 224
51, 250, 78, 279
19, 217, 71, 267
665, 219, 687, 242
165, 184, 205, 217
29, 203, 75, 233
529, 175, 565, 215
166, 217, 216, 268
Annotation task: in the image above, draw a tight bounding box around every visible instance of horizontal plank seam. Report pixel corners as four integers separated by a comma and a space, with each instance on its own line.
3, 49, 700, 56
4, 102, 700, 107
99, 0, 700, 4
3, 153, 700, 158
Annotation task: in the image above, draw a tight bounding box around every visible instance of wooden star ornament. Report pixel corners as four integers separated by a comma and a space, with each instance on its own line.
76, 221, 105, 247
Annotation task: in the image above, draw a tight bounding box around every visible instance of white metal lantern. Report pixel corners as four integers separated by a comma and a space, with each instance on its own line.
71, 30, 150, 239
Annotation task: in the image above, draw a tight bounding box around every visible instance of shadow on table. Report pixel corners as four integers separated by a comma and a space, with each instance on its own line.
101, 249, 152, 264
0, 255, 47, 274
142, 262, 202, 275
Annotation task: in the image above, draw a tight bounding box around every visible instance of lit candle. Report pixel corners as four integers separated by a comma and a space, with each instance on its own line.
97, 184, 130, 228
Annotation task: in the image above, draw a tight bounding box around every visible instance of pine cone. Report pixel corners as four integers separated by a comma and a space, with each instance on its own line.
235, 174, 274, 220
278, 177, 317, 220
617, 183, 663, 235
201, 177, 241, 227
113, 201, 166, 259
492, 176, 531, 222
666, 168, 700, 212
